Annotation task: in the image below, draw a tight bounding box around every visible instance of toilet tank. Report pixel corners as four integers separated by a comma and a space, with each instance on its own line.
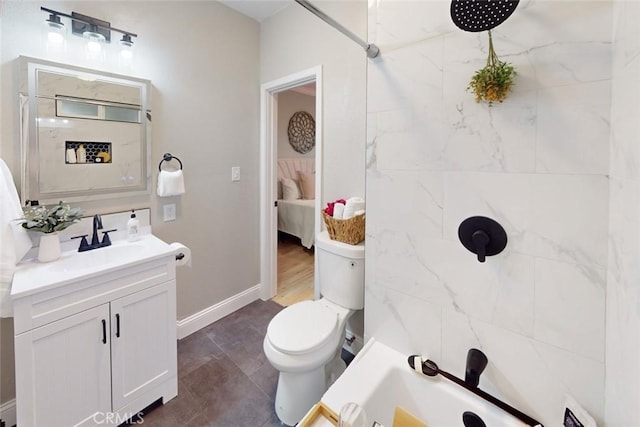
316, 231, 365, 310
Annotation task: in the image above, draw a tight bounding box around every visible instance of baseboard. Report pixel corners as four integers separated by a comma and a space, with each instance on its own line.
0, 398, 16, 427
176, 284, 261, 339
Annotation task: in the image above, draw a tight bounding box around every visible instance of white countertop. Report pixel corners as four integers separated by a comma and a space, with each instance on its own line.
11, 233, 175, 299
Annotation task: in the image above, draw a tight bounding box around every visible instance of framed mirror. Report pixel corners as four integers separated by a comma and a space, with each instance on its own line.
19, 56, 151, 205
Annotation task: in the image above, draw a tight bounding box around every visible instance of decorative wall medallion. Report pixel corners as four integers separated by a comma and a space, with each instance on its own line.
287, 111, 316, 154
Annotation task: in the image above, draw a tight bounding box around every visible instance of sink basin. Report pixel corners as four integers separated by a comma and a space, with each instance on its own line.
320, 340, 531, 427
12, 234, 176, 299
47, 244, 145, 273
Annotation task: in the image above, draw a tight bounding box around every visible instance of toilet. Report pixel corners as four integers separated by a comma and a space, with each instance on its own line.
263, 231, 365, 426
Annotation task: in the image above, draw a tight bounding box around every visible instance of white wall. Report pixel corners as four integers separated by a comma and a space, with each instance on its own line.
278, 90, 316, 160
261, 1, 367, 204
605, 1, 640, 426
366, 1, 612, 425
0, 0, 260, 405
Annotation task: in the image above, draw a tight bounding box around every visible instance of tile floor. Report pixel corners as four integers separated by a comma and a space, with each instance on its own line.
137, 298, 355, 426
139, 299, 285, 427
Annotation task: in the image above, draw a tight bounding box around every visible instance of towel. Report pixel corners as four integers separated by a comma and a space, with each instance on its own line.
157, 169, 185, 197
333, 203, 345, 219
1, 158, 33, 317
343, 197, 365, 219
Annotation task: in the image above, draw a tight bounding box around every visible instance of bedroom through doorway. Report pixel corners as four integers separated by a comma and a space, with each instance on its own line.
272, 84, 317, 307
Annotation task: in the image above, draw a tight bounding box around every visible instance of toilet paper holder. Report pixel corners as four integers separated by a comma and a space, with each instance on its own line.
170, 242, 191, 267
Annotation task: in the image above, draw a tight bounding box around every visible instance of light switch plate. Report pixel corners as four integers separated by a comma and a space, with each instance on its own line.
231, 166, 240, 182
163, 203, 176, 222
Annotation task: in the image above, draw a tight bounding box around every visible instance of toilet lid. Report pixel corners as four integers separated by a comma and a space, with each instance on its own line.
267, 300, 339, 355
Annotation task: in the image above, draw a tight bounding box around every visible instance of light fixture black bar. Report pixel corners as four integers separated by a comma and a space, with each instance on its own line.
41, 7, 137, 38
294, 0, 379, 58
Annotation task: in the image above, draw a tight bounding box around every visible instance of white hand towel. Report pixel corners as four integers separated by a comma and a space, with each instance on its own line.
346, 197, 366, 211
343, 197, 365, 219
157, 169, 186, 197
342, 207, 354, 219
0, 158, 33, 317
333, 203, 345, 219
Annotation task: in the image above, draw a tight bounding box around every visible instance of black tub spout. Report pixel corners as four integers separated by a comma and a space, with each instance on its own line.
465, 348, 488, 388
407, 353, 543, 427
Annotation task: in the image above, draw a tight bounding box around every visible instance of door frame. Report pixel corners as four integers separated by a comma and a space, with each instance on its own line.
260, 66, 323, 301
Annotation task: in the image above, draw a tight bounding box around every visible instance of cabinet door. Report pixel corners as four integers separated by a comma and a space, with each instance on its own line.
110, 282, 176, 411
14, 304, 111, 427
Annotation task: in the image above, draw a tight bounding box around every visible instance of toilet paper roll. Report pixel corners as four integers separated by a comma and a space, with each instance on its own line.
170, 242, 192, 267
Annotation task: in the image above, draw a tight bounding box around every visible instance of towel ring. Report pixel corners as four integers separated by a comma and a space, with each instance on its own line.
158, 153, 183, 172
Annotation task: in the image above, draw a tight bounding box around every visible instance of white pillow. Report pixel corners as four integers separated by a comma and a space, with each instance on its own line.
281, 178, 301, 200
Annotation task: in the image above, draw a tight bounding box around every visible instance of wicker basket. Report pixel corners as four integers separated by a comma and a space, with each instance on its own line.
322, 212, 365, 245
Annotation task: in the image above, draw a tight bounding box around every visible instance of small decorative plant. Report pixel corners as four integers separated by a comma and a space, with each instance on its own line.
21, 201, 84, 234
468, 30, 516, 105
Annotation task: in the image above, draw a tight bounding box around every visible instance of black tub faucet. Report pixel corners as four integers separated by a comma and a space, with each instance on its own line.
465, 348, 488, 388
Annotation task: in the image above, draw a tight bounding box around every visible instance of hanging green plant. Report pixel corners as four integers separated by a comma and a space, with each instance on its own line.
467, 30, 516, 105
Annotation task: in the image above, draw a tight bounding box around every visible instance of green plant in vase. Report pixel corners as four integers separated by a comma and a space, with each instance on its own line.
468, 30, 516, 105
21, 201, 84, 262
21, 201, 84, 234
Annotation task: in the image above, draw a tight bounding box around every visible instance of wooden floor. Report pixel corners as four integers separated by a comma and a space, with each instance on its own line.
272, 233, 315, 306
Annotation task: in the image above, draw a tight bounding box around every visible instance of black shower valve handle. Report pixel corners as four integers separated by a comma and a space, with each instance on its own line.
458, 216, 507, 263
471, 230, 490, 263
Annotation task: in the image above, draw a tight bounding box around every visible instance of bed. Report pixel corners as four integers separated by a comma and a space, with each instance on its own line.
277, 158, 316, 249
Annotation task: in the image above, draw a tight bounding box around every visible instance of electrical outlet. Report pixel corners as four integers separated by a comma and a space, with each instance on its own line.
163, 203, 176, 222
231, 166, 241, 182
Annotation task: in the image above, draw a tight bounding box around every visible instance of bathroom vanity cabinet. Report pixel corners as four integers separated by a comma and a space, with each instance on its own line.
11, 236, 177, 427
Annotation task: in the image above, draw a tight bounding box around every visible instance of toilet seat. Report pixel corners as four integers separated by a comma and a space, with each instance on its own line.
267, 300, 338, 355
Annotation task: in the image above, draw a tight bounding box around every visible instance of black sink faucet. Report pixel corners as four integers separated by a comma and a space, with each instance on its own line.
91, 215, 103, 247
71, 214, 116, 252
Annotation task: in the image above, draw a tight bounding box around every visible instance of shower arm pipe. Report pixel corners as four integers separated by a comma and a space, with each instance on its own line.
294, 0, 380, 58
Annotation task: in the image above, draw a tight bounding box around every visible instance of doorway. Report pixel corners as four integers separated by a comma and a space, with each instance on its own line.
260, 67, 323, 303
272, 86, 317, 306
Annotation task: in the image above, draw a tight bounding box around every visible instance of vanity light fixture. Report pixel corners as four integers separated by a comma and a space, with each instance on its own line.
40, 7, 137, 61
119, 34, 134, 61
43, 12, 66, 45
83, 24, 106, 61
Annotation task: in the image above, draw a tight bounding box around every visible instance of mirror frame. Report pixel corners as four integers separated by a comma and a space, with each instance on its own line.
19, 56, 152, 205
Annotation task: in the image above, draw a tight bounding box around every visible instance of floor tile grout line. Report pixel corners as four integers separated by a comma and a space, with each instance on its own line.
204, 316, 275, 402
247, 367, 274, 400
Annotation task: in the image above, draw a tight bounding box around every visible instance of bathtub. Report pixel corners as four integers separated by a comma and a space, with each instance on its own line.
321, 339, 531, 427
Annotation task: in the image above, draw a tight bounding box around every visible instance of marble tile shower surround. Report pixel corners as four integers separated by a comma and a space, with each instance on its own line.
365, 1, 612, 425
605, 1, 640, 426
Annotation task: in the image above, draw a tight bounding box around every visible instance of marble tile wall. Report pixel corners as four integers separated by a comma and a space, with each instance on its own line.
605, 1, 640, 426
365, 1, 613, 425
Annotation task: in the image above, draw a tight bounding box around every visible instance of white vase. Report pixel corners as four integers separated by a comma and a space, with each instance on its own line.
38, 233, 61, 263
